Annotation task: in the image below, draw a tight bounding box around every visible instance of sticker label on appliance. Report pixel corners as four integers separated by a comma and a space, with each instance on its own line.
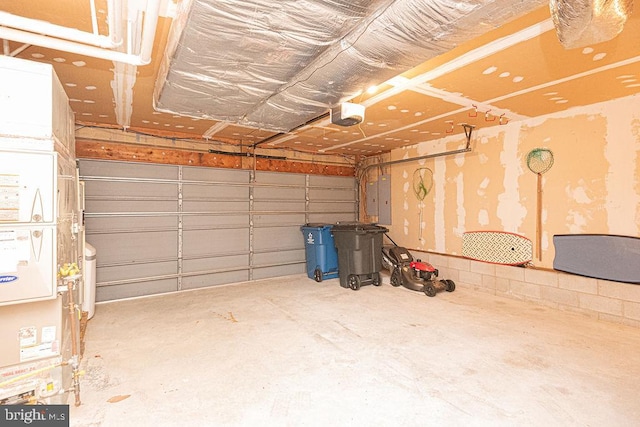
41, 326, 56, 343
19, 326, 37, 347
0, 230, 30, 273
0, 173, 20, 221
20, 340, 59, 362
307, 232, 315, 245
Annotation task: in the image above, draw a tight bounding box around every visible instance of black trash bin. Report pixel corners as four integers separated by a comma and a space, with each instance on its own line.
331, 222, 388, 290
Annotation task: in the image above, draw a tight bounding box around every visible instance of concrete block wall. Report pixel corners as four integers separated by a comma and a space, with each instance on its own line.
416, 251, 640, 328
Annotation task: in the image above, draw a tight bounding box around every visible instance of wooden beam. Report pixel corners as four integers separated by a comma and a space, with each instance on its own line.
76, 140, 355, 176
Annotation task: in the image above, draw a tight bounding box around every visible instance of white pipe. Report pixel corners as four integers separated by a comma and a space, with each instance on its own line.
110, 0, 124, 47
0, 11, 118, 49
0, 0, 161, 66
90, 0, 99, 36
10, 43, 30, 57
126, 19, 133, 55
139, 0, 161, 63
0, 26, 149, 65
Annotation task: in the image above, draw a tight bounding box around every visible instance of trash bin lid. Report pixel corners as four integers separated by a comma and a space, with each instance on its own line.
85, 243, 96, 258
301, 223, 334, 231
332, 222, 388, 233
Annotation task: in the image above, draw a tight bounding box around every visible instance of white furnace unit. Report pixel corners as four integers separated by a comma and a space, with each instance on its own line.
0, 56, 83, 406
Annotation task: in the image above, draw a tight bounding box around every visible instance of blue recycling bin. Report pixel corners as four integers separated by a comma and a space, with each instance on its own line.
301, 223, 339, 282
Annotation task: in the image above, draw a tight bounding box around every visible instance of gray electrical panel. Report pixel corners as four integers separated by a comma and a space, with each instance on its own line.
378, 174, 391, 225
366, 180, 378, 216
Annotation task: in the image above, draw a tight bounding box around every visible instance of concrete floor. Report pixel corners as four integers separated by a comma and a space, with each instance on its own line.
70, 274, 640, 426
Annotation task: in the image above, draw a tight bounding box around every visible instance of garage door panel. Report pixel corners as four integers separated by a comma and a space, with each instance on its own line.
182, 167, 248, 183
183, 254, 249, 273
85, 216, 178, 233
80, 160, 355, 301
182, 214, 249, 229
80, 159, 179, 180
309, 187, 355, 201
182, 183, 249, 200
253, 186, 305, 200
255, 171, 305, 185
96, 278, 178, 302
181, 270, 250, 290
87, 231, 178, 265
97, 261, 178, 283
253, 201, 305, 212
252, 213, 306, 226
84, 180, 178, 198
183, 229, 249, 256
86, 199, 178, 213
254, 226, 301, 251
309, 175, 355, 188
308, 201, 356, 213
253, 248, 305, 265
253, 264, 305, 280
182, 200, 249, 213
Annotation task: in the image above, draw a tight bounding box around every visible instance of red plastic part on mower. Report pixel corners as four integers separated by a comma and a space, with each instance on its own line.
410, 260, 436, 272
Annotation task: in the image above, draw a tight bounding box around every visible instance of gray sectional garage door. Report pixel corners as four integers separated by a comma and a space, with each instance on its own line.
79, 160, 356, 301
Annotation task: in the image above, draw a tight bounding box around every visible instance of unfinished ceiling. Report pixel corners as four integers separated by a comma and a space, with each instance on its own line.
0, 0, 639, 157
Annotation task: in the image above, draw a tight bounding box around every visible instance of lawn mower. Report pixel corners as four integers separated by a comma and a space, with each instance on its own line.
381, 235, 455, 297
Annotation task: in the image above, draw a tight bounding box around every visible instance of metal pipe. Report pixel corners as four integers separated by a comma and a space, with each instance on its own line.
358, 125, 475, 175
65, 280, 81, 406
361, 146, 472, 175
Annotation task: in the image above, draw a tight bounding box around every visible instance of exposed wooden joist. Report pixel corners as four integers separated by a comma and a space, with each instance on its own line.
75, 140, 355, 176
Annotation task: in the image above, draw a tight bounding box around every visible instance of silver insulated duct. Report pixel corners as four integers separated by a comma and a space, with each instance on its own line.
154, 0, 547, 133
550, 0, 634, 49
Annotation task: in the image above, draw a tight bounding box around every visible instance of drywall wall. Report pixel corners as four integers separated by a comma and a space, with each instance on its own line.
381, 93, 639, 269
